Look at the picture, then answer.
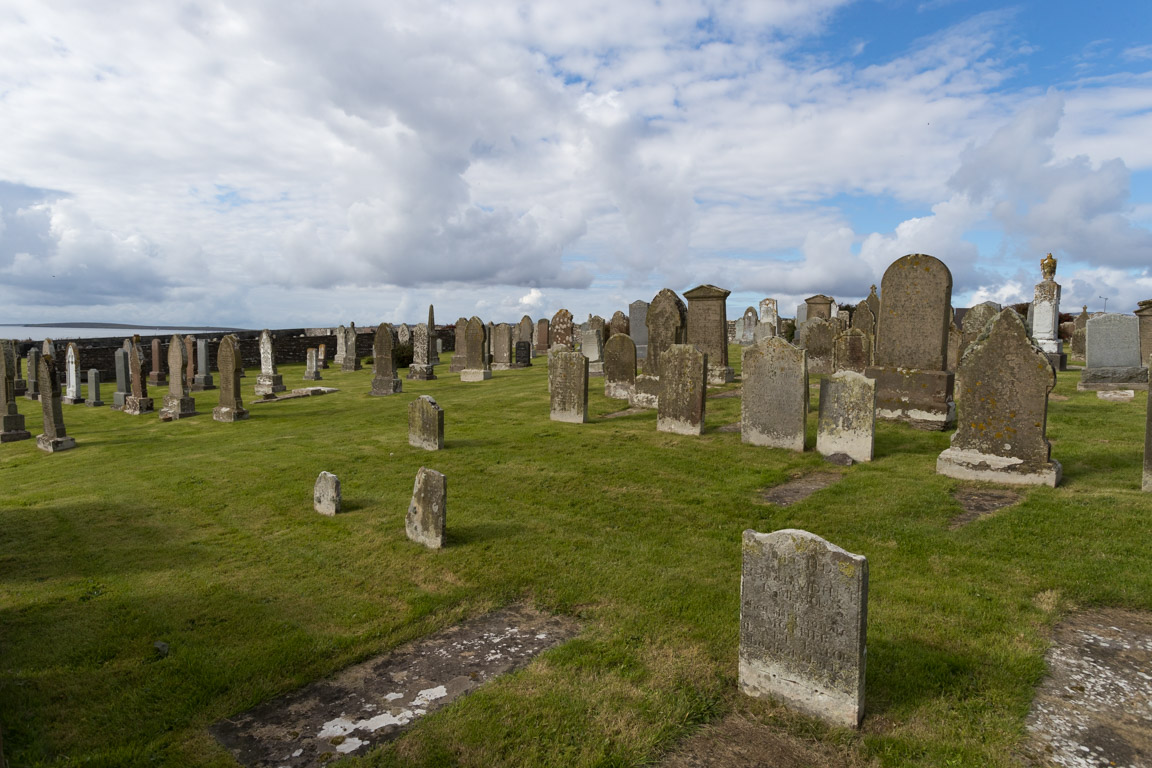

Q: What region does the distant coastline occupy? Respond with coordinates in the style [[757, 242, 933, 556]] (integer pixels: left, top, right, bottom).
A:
[[10, 322, 248, 332]]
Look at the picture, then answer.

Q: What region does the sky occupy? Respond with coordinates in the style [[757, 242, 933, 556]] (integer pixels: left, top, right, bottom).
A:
[[1, 0, 1150, 329]]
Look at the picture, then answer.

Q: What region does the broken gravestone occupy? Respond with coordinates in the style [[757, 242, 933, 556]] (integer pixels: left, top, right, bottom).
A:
[[314, 471, 340, 516], [407, 467, 446, 549]]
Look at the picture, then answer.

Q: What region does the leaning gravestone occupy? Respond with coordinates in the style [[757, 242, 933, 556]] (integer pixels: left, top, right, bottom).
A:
[[408, 395, 444, 451], [817, 371, 876, 463], [629, 299, 649, 359], [740, 529, 867, 729], [36, 353, 77, 452], [938, 309, 1061, 486], [0, 340, 31, 442], [551, 309, 575, 349], [193, 339, 215, 391], [960, 301, 1002, 362], [535, 318, 550, 353], [581, 328, 604, 376], [25, 348, 41, 400], [406, 467, 446, 549], [303, 348, 322, 381], [212, 336, 249, 422], [657, 344, 707, 436], [549, 347, 588, 424], [603, 333, 637, 400], [160, 334, 197, 420], [148, 338, 166, 386], [832, 328, 871, 374], [371, 323, 402, 395], [408, 323, 436, 380], [122, 343, 154, 415], [1079, 313, 1148, 391], [684, 284, 734, 384], [643, 289, 687, 377], [460, 317, 492, 382], [253, 330, 286, 399], [795, 317, 835, 375], [741, 337, 807, 452], [84, 369, 104, 408], [314, 472, 341, 516], [491, 324, 514, 370], [111, 348, 128, 409], [62, 343, 84, 404]]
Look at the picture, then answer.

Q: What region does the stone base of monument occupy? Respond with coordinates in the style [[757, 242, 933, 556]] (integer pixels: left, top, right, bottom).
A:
[[491, 362, 513, 371], [160, 394, 198, 420], [84, 397, 105, 407], [148, 372, 167, 386], [213, 405, 249, 422], [937, 448, 1062, 488], [1, 415, 31, 442], [1077, 366, 1149, 391], [254, 374, 286, 398], [1044, 352, 1067, 372], [588, 362, 604, 377], [604, 380, 633, 400], [460, 369, 491, 382], [448, 358, 466, 373], [406, 364, 436, 380], [191, 375, 216, 391], [656, 414, 702, 435], [707, 365, 734, 385], [340, 360, 363, 372], [61, 395, 85, 405], [13, 379, 26, 396], [866, 366, 955, 430], [371, 378, 403, 396], [628, 374, 660, 409], [24, 391, 39, 401], [302, 371, 322, 381], [37, 434, 76, 453], [122, 396, 154, 415]]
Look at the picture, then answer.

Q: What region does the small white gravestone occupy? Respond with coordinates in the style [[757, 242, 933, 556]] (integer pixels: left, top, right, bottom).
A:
[[314, 471, 341, 516]]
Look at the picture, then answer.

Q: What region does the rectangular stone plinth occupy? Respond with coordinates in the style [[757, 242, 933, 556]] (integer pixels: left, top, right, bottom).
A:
[[370, 378, 402, 396], [937, 448, 1062, 487], [460, 369, 491, 382], [303, 372, 322, 381], [191, 375, 216, 391], [160, 395, 198, 420], [61, 396, 85, 405], [213, 405, 249, 422], [865, 366, 954, 430], [1078, 366, 1149, 391], [707, 365, 734, 385], [406, 365, 436, 380], [1044, 352, 1067, 372], [254, 374, 286, 398], [122, 396, 154, 415], [1, 423, 32, 442], [37, 434, 76, 453]]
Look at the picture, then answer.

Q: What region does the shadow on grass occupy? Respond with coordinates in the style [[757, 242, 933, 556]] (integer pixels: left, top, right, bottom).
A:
[[446, 521, 523, 546], [864, 634, 987, 718], [444, 439, 496, 449]]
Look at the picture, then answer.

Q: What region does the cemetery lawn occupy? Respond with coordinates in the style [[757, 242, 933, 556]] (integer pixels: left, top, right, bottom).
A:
[[2, 350, 1150, 768]]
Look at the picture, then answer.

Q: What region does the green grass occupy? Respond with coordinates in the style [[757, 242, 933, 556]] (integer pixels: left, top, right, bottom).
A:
[[1, 349, 1149, 767]]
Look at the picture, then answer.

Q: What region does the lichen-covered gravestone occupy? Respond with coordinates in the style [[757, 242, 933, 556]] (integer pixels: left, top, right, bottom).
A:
[[817, 371, 876, 463], [741, 337, 807, 452], [0, 340, 31, 442], [317, 342, 328, 369], [406, 467, 446, 549], [314, 471, 341, 516], [160, 334, 197, 420], [342, 324, 363, 371], [122, 343, 154, 415], [62, 343, 84, 404], [832, 328, 871, 373], [684, 284, 734, 384], [26, 348, 41, 401], [371, 323, 401, 395], [551, 309, 574, 349], [408, 395, 444, 451], [937, 308, 1061, 486], [608, 310, 629, 340], [795, 317, 835, 375], [450, 318, 468, 372], [657, 344, 707, 436], [253, 329, 286, 399], [460, 317, 492, 382], [643, 289, 687, 377], [960, 301, 1001, 363], [212, 336, 249, 422], [36, 354, 77, 453], [84, 369, 104, 408], [303, 348, 322, 381], [491, 324, 514, 370], [1145, 361, 1151, 492], [629, 299, 649, 359], [740, 529, 867, 729], [549, 347, 588, 424], [603, 333, 636, 400], [580, 328, 604, 376], [183, 336, 196, 390], [1079, 313, 1148, 391], [408, 323, 436, 380], [148, 337, 166, 386], [758, 298, 779, 336], [1071, 306, 1089, 359]]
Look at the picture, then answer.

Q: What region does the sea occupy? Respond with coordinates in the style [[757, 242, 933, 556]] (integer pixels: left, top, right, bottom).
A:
[[0, 325, 249, 343]]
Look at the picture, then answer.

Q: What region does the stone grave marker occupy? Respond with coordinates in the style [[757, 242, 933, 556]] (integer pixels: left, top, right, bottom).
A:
[[833, 328, 871, 374], [317, 342, 328, 369], [183, 336, 196, 390], [0, 340, 31, 442], [428, 305, 440, 365], [408, 323, 436, 380], [759, 298, 779, 335], [684, 284, 734, 384], [865, 284, 880, 325], [123, 342, 154, 415], [551, 309, 574, 349], [517, 315, 535, 357], [629, 299, 649, 359], [851, 299, 876, 338], [12, 346, 26, 397], [947, 320, 962, 372], [303, 348, 322, 381], [408, 395, 444, 451], [739, 306, 759, 344], [603, 333, 637, 400], [491, 323, 514, 370], [535, 318, 550, 353], [395, 323, 411, 347], [643, 288, 687, 377], [588, 315, 607, 346], [450, 318, 469, 372], [314, 472, 341, 516], [193, 338, 215, 391], [62, 343, 84, 404], [407, 467, 446, 549], [36, 353, 77, 452], [817, 370, 876, 463], [741, 337, 807, 452], [608, 310, 629, 340], [960, 301, 1001, 362], [1071, 306, 1088, 359], [549, 347, 588, 423], [25, 348, 41, 400], [160, 334, 197, 419], [213, 336, 249, 422], [657, 344, 707, 436], [371, 323, 402, 395], [111, 348, 128, 409], [460, 317, 492, 381], [1080, 313, 1147, 390], [1135, 299, 1152, 365], [795, 317, 835, 375], [805, 294, 833, 321], [1033, 253, 1066, 370], [580, 328, 604, 376], [343, 323, 363, 371], [148, 338, 166, 386], [334, 324, 347, 366], [1145, 362, 1151, 492], [515, 341, 532, 367], [84, 369, 104, 408], [41, 338, 54, 358], [253, 330, 287, 399]]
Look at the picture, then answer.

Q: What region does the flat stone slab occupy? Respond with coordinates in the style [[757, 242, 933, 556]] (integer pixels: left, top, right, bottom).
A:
[[602, 406, 649, 419], [1097, 390, 1136, 402], [1024, 609, 1152, 768], [250, 387, 339, 404], [758, 473, 841, 506], [211, 606, 579, 766], [948, 487, 1022, 529]]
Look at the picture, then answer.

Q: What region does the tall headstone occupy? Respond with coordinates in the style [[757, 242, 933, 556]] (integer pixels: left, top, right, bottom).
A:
[[608, 311, 629, 340], [1032, 253, 1066, 371], [657, 344, 707, 436], [314, 472, 341, 516], [518, 316, 536, 357], [0, 340, 31, 442], [12, 347, 26, 397], [758, 298, 779, 334], [396, 323, 412, 348], [937, 309, 1061, 486], [342, 324, 363, 371], [25, 348, 41, 400], [804, 294, 834, 321], [866, 253, 955, 430], [1145, 361, 1151, 492], [408, 323, 437, 380], [946, 321, 962, 372], [603, 333, 637, 400], [643, 289, 687, 377], [587, 315, 607, 346], [960, 301, 1002, 363], [371, 323, 402, 395], [190, 338, 214, 391], [491, 323, 515, 370], [851, 299, 876, 338], [428, 305, 440, 365], [739, 307, 759, 344], [334, 325, 348, 366], [122, 343, 154, 415], [303, 348, 322, 381], [318, 342, 329, 369], [408, 395, 444, 451], [535, 318, 551, 353], [62, 343, 84, 404], [551, 309, 575, 349], [741, 337, 807, 452], [1080, 313, 1148, 391], [865, 284, 880, 328], [184, 336, 196, 390], [112, 348, 129, 409], [832, 328, 871, 374], [84, 369, 104, 408], [450, 318, 469, 372], [817, 371, 876, 463], [460, 317, 492, 381], [213, 336, 249, 422], [1135, 299, 1152, 366], [251, 330, 286, 398], [683, 284, 734, 384], [148, 338, 167, 386], [629, 299, 650, 359], [549, 347, 589, 423], [740, 529, 867, 729], [406, 467, 446, 549], [160, 334, 197, 419], [580, 328, 604, 376], [795, 317, 835, 375], [35, 353, 77, 452], [1071, 306, 1088, 359]]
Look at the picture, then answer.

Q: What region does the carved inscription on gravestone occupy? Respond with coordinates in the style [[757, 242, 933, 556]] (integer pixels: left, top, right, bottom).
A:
[[603, 333, 637, 400], [549, 348, 588, 424]]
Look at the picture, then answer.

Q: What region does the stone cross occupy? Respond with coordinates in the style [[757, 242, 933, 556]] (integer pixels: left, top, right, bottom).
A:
[[643, 289, 687, 377], [656, 344, 707, 436], [817, 371, 876, 463], [408, 395, 444, 450], [62, 343, 84, 404], [36, 353, 77, 452], [84, 369, 104, 408], [371, 323, 401, 395], [254, 330, 286, 398], [213, 336, 249, 422], [603, 333, 636, 400], [683, 284, 734, 384], [741, 337, 807, 452], [406, 467, 446, 549], [0, 340, 31, 442], [304, 348, 322, 381], [548, 347, 589, 423]]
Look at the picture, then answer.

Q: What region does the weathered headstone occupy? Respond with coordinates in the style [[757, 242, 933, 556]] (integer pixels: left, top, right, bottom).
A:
[[314, 472, 340, 516], [408, 395, 444, 451], [515, 341, 532, 367], [334, 325, 348, 366], [396, 323, 412, 348], [406, 467, 446, 549], [535, 318, 550, 353], [937, 309, 1061, 486], [960, 301, 1002, 362], [35, 353, 77, 452], [657, 344, 707, 436], [603, 333, 637, 400], [212, 336, 249, 422], [1080, 313, 1148, 391], [1032, 253, 1066, 371], [643, 289, 687, 377], [737, 306, 757, 344], [580, 328, 604, 376], [1145, 361, 1151, 492], [342, 324, 363, 371], [865, 284, 880, 328], [253, 330, 286, 399], [148, 338, 167, 386], [759, 298, 779, 334], [629, 299, 649, 359], [740, 529, 867, 729], [12, 347, 26, 397], [25, 348, 41, 400], [303, 348, 322, 381], [460, 317, 492, 382], [450, 318, 469, 372], [112, 348, 128, 409], [159, 334, 197, 420], [832, 328, 871, 374], [84, 369, 104, 408], [183, 336, 196, 390], [491, 323, 515, 370], [122, 343, 154, 415], [192, 338, 215, 391], [946, 321, 962, 372], [318, 342, 328, 369], [588, 315, 607, 346], [549, 347, 589, 423], [795, 317, 835, 375], [408, 323, 436, 380], [741, 337, 807, 452], [817, 371, 876, 463], [1135, 299, 1152, 366], [371, 323, 402, 395], [851, 299, 876, 338], [428, 305, 440, 365], [608, 311, 629, 340], [518, 315, 535, 357], [61, 343, 84, 404], [1071, 306, 1088, 359], [805, 294, 834, 321], [684, 284, 734, 384], [41, 338, 55, 358], [0, 340, 31, 442], [866, 253, 956, 430], [551, 309, 575, 349]]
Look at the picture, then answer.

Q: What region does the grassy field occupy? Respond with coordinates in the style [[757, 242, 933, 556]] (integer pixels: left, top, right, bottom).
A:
[[1, 347, 1149, 767]]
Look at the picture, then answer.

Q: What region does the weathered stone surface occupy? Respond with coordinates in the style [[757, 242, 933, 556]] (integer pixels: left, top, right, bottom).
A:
[[213, 336, 249, 422], [946, 321, 961, 372], [396, 324, 412, 347], [0, 340, 31, 442], [644, 289, 687, 377], [61, 343, 84, 404], [938, 309, 1061, 486], [370, 324, 402, 395], [551, 309, 575, 349], [608, 310, 629, 340], [183, 336, 196, 390], [740, 529, 867, 729], [851, 300, 875, 338], [342, 324, 363, 371], [192, 338, 216, 390], [603, 333, 636, 400], [428, 305, 440, 365], [41, 338, 54, 358], [1080, 313, 1148, 390], [449, 318, 468, 372], [334, 324, 348, 365], [1096, 389, 1135, 402], [122, 343, 154, 415], [629, 373, 660, 410], [795, 318, 836, 375], [1145, 362, 1151, 492], [1135, 300, 1152, 365], [314, 471, 341, 516], [148, 338, 166, 385], [490, 323, 514, 370], [1033, 258, 1066, 370], [657, 344, 707, 435], [684, 284, 734, 384], [36, 353, 76, 452], [25, 348, 41, 401], [739, 307, 759, 344], [460, 317, 492, 381], [408, 323, 436, 379], [303, 348, 322, 381], [817, 371, 875, 463], [960, 301, 1002, 362], [110, 348, 127, 408], [253, 329, 286, 399], [549, 348, 588, 423], [587, 315, 607, 347], [515, 341, 532, 367], [84, 369, 104, 408], [832, 328, 871, 374], [408, 395, 444, 451], [11, 348, 26, 397], [516, 315, 535, 354], [318, 342, 328, 369], [629, 299, 649, 359], [1071, 306, 1089, 359], [535, 318, 550, 352], [741, 337, 807, 452], [160, 334, 197, 419], [406, 467, 446, 549], [758, 298, 779, 334], [804, 294, 833, 321], [580, 328, 604, 376]]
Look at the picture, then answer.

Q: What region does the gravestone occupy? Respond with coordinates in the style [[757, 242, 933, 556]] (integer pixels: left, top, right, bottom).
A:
[[865, 284, 880, 327], [947, 322, 962, 371], [937, 309, 1061, 486], [535, 318, 550, 353], [41, 338, 54, 358], [303, 348, 322, 381], [451, 318, 469, 372], [314, 472, 340, 516], [739, 307, 759, 344], [35, 353, 77, 452], [148, 338, 167, 386], [253, 330, 287, 399], [122, 343, 154, 415], [343, 324, 363, 371], [518, 316, 535, 357], [62, 343, 84, 404], [795, 317, 835, 375], [805, 294, 834, 321], [741, 337, 807, 452], [1071, 306, 1088, 359], [159, 334, 197, 420], [112, 348, 129, 409], [84, 369, 104, 408], [588, 315, 607, 346], [212, 336, 249, 422], [643, 289, 687, 377], [683, 284, 734, 384], [408, 395, 444, 451], [1145, 363, 1151, 492], [960, 301, 1002, 363], [832, 328, 871, 374], [428, 305, 440, 365], [866, 253, 956, 430], [408, 323, 436, 380], [515, 341, 532, 367], [396, 323, 412, 347], [0, 340, 31, 442], [837, 308, 851, 325], [371, 323, 402, 395], [25, 348, 41, 400], [580, 328, 604, 376], [1080, 313, 1148, 391], [629, 299, 649, 359], [318, 343, 328, 369], [608, 310, 629, 340], [759, 298, 779, 335], [817, 371, 876, 463], [1033, 254, 1066, 370], [460, 317, 492, 382], [851, 300, 876, 338], [1135, 300, 1152, 365], [184, 336, 196, 390], [740, 529, 867, 729], [491, 323, 515, 370], [192, 338, 215, 391], [795, 304, 807, 324], [406, 467, 446, 549], [657, 344, 707, 436], [551, 309, 575, 349], [12, 347, 26, 396], [334, 324, 348, 366], [549, 348, 589, 423], [603, 333, 637, 400]]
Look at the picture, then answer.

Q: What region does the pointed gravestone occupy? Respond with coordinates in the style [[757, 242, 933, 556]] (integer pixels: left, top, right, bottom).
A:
[[580, 329, 604, 376], [408, 395, 444, 451], [160, 334, 197, 420], [111, 347, 129, 409], [213, 336, 249, 422], [314, 472, 341, 516], [657, 344, 707, 436], [684, 284, 734, 384], [406, 467, 446, 549], [551, 309, 574, 349], [460, 317, 491, 382], [342, 324, 362, 371], [535, 318, 550, 353], [866, 254, 955, 430], [937, 309, 1061, 486], [253, 330, 286, 399], [742, 337, 807, 452], [1080, 313, 1147, 391], [549, 347, 588, 424], [518, 315, 536, 356], [62, 343, 84, 404], [795, 317, 835, 375], [960, 301, 1001, 363], [603, 333, 636, 400], [833, 328, 871, 374], [35, 353, 76, 452], [1, 340, 31, 442], [85, 369, 104, 408], [739, 306, 759, 344], [148, 338, 167, 386], [740, 529, 867, 729], [491, 324, 514, 370], [817, 371, 876, 463], [25, 348, 41, 400], [123, 343, 154, 415], [41, 338, 54, 359], [303, 348, 322, 381], [408, 323, 436, 380], [192, 338, 215, 391], [371, 323, 401, 396], [608, 311, 629, 341]]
